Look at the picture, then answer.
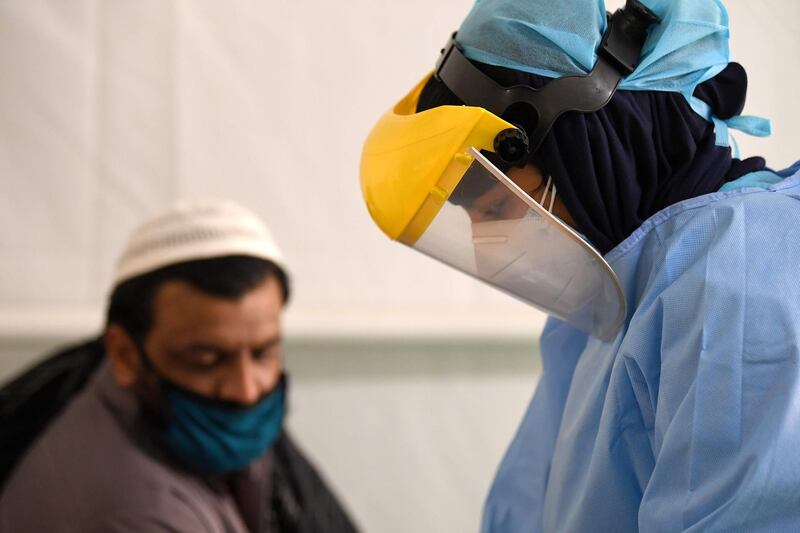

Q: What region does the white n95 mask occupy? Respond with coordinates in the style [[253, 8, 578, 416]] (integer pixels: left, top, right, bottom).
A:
[[472, 210, 604, 323]]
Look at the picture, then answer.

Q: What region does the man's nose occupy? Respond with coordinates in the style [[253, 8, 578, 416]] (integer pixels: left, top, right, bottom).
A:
[[219, 353, 262, 406]]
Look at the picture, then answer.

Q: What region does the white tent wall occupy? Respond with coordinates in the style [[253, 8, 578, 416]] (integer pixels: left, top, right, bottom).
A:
[[1, 1, 798, 531]]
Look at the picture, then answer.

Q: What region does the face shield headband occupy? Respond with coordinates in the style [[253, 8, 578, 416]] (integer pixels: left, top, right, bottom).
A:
[[435, 0, 660, 167]]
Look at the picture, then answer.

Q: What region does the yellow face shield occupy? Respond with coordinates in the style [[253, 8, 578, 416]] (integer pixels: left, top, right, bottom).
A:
[[360, 72, 516, 245], [360, 73, 626, 340]]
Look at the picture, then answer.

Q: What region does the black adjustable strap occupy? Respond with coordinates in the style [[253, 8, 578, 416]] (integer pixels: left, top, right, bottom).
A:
[[434, 0, 660, 162]]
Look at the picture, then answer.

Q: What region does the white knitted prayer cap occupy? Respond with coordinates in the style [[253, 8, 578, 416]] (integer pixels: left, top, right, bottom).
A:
[[113, 199, 286, 285]]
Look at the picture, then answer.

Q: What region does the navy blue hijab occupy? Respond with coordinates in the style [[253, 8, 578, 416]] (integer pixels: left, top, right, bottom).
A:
[[418, 62, 767, 254]]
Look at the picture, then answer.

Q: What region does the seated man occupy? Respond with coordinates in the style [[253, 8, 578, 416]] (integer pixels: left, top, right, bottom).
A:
[[0, 200, 357, 533]]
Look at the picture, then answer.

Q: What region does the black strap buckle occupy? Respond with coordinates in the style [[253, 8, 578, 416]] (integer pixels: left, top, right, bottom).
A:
[[599, 0, 660, 76]]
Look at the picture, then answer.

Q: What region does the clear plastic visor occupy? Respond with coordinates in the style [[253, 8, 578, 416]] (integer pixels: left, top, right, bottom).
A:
[[412, 149, 625, 340]]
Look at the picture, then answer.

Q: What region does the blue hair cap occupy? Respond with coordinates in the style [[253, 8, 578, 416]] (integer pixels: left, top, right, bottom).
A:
[[456, 0, 770, 144]]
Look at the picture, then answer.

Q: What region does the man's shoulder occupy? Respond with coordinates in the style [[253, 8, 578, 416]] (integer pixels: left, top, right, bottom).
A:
[[4, 366, 161, 489], [0, 371, 218, 533]]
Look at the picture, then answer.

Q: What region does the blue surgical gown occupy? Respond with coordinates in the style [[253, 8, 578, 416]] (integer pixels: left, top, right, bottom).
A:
[[483, 167, 800, 532]]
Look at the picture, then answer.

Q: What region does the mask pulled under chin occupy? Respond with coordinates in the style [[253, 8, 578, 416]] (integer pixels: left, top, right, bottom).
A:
[[152, 374, 287, 475]]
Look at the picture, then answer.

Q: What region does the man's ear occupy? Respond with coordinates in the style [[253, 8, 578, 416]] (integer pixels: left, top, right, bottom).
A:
[[105, 324, 141, 388]]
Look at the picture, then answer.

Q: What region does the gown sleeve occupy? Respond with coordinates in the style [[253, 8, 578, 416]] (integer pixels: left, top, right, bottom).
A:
[[637, 194, 800, 531]]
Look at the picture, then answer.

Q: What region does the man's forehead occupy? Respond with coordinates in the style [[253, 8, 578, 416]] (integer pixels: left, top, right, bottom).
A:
[[153, 276, 282, 306], [149, 278, 283, 344]]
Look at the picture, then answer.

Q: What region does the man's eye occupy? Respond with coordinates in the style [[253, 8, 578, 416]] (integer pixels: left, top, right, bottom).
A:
[[186, 352, 221, 369], [253, 345, 279, 361]]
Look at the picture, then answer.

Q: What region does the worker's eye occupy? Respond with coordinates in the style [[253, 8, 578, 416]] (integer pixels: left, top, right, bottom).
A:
[[484, 199, 507, 219]]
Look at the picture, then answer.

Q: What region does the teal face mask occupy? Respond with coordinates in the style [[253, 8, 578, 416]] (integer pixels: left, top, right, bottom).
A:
[[133, 341, 287, 474], [158, 375, 286, 474]]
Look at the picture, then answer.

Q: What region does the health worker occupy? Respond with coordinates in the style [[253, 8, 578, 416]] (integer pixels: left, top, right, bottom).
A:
[[360, 0, 800, 531]]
